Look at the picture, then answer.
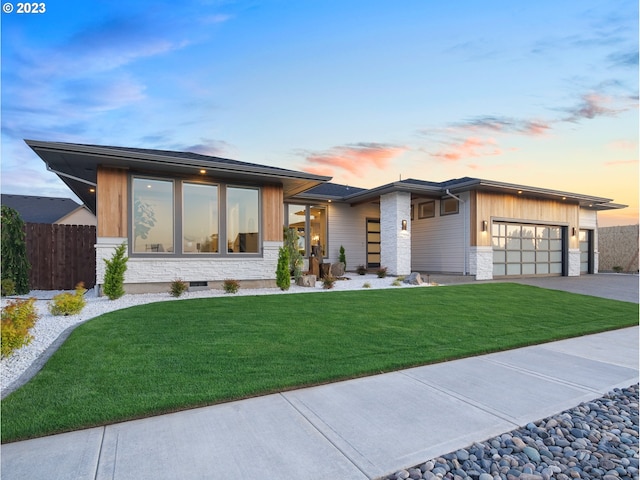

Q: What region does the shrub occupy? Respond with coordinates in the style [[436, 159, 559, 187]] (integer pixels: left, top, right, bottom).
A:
[[612, 266, 623, 273], [49, 282, 87, 316], [322, 275, 336, 289], [223, 279, 240, 294], [356, 265, 367, 275], [1, 279, 16, 297], [362, 282, 371, 288], [339, 245, 346, 270], [170, 279, 188, 297], [1, 206, 30, 295], [103, 243, 128, 300], [391, 279, 402, 287], [276, 246, 291, 291], [1, 297, 38, 358], [284, 228, 303, 280], [376, 267, 388, 278]]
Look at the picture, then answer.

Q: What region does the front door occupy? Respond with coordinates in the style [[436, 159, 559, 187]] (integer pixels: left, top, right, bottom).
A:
[[579, 229, 594, 274], [366, 218, 381, 268]]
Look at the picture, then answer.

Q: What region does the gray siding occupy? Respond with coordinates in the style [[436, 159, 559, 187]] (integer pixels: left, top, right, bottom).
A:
[[411, 195, 468, 274], [326, 202, 380, 269]]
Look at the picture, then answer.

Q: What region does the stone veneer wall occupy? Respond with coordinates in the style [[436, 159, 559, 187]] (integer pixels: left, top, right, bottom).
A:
[[568, 249, 581, 277], [380, 192, 411, 276], [96, 237, 282, 294], [598, 224, 639, 273], [469, 246, 493, 280]]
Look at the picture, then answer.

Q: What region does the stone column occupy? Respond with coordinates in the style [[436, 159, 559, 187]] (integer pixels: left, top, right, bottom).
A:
[[380, 192, 411, 276], [568, 249, 581, 276]]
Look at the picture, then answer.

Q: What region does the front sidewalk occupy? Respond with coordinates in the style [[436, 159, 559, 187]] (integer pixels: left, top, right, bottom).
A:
[[2, 326, 638, 480]]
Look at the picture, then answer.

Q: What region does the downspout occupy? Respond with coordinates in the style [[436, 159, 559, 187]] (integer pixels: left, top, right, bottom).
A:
[[445, 189, 467, 275]]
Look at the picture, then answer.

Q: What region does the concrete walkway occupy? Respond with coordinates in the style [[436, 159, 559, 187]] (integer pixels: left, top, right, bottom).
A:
[[2, 277, 639, 480]]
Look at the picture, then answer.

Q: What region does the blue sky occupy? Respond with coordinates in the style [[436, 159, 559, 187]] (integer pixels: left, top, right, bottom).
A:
[[1, 0, 637, 226]]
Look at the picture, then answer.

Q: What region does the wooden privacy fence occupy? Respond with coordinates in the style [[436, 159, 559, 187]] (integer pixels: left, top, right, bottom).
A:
[[25, 223, 96, 290]]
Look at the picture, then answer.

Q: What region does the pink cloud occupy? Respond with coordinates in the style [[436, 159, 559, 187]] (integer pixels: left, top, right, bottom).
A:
[[431, 137, 502, 162], [301, 143, 406, 178], [604, 159, 639, 166]]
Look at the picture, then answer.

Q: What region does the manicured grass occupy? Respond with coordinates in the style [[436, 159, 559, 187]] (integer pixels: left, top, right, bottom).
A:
[[2, 283, 637, 443]]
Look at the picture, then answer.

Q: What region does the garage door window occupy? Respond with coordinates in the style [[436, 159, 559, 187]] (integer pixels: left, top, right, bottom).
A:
[[492, 223, 563, 277]]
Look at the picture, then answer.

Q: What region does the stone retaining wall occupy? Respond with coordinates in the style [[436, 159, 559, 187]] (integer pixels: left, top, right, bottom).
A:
[[598, 224, 639, 273]]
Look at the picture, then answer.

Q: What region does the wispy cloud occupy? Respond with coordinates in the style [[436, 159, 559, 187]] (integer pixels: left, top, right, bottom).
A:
[[563, 92, 628, 122], [430, 137, 502, 162], [451, 116, 551, 136], [300, 143, 406, 179], [604, 159, 638, 166]]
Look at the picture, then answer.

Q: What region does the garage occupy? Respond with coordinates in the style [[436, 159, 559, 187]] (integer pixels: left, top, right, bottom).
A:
[[492, 222, 565, 277]]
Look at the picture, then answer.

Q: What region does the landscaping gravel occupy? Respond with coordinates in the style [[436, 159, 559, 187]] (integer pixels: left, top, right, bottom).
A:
[[383, 384, 639, 480], [0, 274, 427, 397]]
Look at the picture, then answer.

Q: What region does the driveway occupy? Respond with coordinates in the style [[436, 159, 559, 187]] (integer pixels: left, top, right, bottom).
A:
[[499, 273, 639, 304], [428, 273, 639, 304]]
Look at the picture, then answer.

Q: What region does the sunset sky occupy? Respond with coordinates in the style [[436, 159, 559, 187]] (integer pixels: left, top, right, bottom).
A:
[[1, 0, 638, 226]]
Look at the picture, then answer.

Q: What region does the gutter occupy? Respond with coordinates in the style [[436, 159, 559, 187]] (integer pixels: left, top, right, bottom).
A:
[[46, 164, 97, 186], [445, 189, 467, 276]]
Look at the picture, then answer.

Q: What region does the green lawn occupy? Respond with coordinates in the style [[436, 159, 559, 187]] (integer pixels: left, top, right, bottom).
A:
[[2, 283, 637, 443]]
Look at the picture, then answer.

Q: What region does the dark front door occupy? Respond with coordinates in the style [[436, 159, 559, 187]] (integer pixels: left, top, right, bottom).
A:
[[366, 218, 381, 268]]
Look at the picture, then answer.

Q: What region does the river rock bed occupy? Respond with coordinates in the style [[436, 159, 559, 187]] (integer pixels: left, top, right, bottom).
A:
[[383, 384, 638, 480]]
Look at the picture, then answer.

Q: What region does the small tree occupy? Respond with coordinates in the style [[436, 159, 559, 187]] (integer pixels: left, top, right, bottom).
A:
[[103, 243, 128, 300], [339, 245, 346, 269], [276, 246, 290, 291], [1, 206, 30, 295], [283, 228, 303, 280]]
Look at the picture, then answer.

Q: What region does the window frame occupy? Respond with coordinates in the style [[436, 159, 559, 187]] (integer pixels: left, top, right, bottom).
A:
[[440, 197, 459, 216], [129, 175, 262, 258], [418, 200, 436, 219]]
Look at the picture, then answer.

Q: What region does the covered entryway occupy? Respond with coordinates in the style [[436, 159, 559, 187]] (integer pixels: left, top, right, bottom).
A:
[[492, 222, 565, 277], [366, 218, 381, 268]]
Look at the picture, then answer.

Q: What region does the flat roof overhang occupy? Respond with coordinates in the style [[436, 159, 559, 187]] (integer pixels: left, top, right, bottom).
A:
[[26, 140, 331, 214], [343, 178, 626, 211]]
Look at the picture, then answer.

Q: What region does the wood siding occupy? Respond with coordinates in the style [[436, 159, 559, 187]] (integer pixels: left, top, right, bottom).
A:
[[262, 184, 284, 241], [326, 202, 380, 267], [474, 192, 580, 249], [97, 167, 127, 237]]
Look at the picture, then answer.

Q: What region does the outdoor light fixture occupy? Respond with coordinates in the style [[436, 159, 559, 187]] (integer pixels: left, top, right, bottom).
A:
[[481, 220, 488, 232], [401, 219, 407, 230], [572, 227, 576, 236]]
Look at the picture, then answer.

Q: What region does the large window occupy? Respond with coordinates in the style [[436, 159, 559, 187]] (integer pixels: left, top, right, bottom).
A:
[[132, 178, 174, 253], [227, 187, 259, 253], [131, 177, 261, 256], [285, 203, 328, 258], [183, 183, 218, 253]]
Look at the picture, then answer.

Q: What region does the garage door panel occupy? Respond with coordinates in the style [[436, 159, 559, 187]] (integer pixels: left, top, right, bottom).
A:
[[493, 221, 564, 278]]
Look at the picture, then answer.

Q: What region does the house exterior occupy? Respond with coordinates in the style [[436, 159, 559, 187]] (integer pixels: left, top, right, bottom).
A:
[[27, 140, 626, 295], [1, 194, 97, 226]]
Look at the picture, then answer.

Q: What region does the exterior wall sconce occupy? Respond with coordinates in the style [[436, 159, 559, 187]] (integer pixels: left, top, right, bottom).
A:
[[481, 220, 488, 232], [571, 227, 576, 237], [401, 219, 407, 231]]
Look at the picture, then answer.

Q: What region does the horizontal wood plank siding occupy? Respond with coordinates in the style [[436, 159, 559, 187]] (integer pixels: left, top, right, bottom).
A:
[[475, 192, 580, 249], [411, 199, 466, 273], [262, 184, 284, 242], [97, 167, 127, 237], [326, 202, 380, 268]]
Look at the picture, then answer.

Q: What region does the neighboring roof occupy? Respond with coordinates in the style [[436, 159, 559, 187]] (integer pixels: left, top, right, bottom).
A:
[[1, 194, 84, 223], [336, 177, 625, 211], [293, 182, 367, 201], [25, 140, 332, 214]]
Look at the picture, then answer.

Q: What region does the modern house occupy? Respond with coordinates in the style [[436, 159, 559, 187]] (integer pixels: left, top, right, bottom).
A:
[[1, 193, 97, 226], [27, 140, 626, 295]]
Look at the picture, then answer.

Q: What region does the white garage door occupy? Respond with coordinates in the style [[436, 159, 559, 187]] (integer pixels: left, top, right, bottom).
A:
[[492, 223, 564, 277]]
